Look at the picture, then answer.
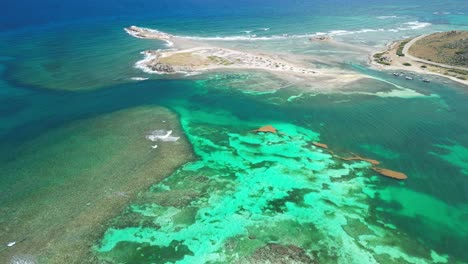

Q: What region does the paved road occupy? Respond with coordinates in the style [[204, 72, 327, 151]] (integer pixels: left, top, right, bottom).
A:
[[403, 35, 468, 71]]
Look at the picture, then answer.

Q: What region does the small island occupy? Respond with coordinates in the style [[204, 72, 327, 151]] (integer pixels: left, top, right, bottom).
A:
[[371, 31, 468, 85], [124, 26, 365, 87], [126, 26, 316, 75], [137, 47, 317, 75]]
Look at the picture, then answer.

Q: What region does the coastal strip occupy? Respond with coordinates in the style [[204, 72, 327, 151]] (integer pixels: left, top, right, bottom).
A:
[[370, 31, 468, 86]]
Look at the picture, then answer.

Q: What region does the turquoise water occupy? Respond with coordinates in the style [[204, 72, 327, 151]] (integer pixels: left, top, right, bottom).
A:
[[1, 1, 468, 263]]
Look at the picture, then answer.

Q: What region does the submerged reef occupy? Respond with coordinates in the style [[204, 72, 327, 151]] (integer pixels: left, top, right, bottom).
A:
[[95, 117, 442, 263]]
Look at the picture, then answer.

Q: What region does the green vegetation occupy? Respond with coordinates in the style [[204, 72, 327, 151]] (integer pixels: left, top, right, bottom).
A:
[[409, 31, 468, 67], [448, 68, 468, 75], [403, 62, 412, 66], [373, 52, 385, 59], [208, 56, 234, 65], [378, 61, 391, 66], [420, 65, 427, 69], [442, 68, 468, 80], [397, 40, 409, 57], [373, 52, 391, 65]]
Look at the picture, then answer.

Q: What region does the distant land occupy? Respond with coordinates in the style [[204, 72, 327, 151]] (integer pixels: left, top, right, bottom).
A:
[[410, 31, 468, 67], [372, 31, 468, 84]]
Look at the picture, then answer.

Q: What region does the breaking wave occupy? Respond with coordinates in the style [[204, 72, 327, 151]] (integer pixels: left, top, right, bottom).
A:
[[146, 130, 180, 142], [377, 15, 399, 19], [175, 21, 431, 41]]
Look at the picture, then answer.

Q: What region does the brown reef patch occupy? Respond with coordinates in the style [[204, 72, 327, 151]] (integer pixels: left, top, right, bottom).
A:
[[251, 128, 407, 180], [372, 167, 408, 180], [339, 155, 380, 166], [312, 141, 329, 149], [254, 125, 278, 133]]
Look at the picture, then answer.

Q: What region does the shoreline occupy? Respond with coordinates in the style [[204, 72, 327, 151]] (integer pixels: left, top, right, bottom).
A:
[[369, 36, 468, 86], [126, 26, 318, 76], [125, 26, 369, 89], [125, 26, 464, 95], [135, 47, 318, 76]]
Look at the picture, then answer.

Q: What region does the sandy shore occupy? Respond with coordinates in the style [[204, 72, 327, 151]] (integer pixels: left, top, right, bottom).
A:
[[136, 47, 317, 75], [125, 26, 365, 87]]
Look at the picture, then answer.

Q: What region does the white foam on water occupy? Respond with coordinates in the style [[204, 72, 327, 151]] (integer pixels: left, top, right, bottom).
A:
[[127, 20, 431, 46], [176, 21, 431, 41], [146, 130, 180, 142], [130, 77, 149, 81], [398, 21, 432, 30], [125, 26, 174, 47], [165, 40, 174, 47], [377, 15, 398, 19], [134, 51, 166, 75]]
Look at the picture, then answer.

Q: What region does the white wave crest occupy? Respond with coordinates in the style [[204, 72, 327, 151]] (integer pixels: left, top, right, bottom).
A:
[[125, 26, 174, 47], [177, 21, 430, 41], [130, 77, 149, 81], [398, 21, 431, 30], [134, 51, 159, 74], [377, 15, 398, 19], [127, 20, 431, 45], [146, 130, 180, 142]]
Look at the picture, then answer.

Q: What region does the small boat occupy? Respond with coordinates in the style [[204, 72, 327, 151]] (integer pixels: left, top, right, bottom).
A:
[[393, 73, 399, 76], [405, 76, 413, 80], [422, 79, 430, 83]]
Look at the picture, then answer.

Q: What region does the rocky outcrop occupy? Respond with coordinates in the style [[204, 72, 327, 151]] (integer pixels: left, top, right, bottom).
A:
[[150, 62, 175, 73], [310, 35, 332, 41]]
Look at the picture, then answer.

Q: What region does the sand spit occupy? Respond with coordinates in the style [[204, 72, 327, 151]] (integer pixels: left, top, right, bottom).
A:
[[136, 46, 317, 76], [125, 26, 367, 86], [125, 26, 174, 45]]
